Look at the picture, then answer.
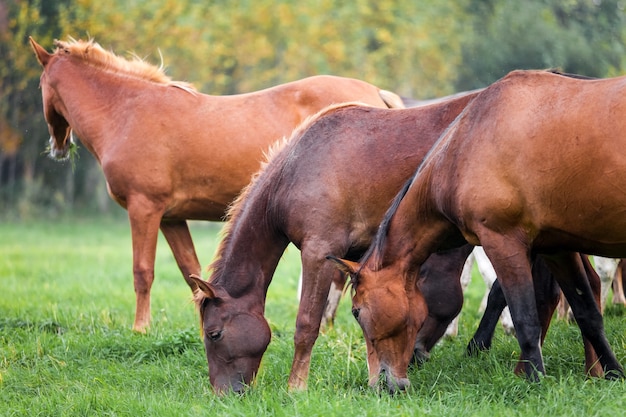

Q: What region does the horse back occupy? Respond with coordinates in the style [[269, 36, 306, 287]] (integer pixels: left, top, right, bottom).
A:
[[428, 70, 626, 250], [264, 93, 478, 248]]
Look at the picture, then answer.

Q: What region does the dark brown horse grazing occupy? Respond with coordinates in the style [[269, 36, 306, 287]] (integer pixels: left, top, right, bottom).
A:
[[29, 37, 404, 331], [189, 91, 480, 394], [330, 69, 625, 391]]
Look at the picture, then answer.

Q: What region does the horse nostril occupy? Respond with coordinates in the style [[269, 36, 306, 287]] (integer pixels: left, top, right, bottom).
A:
[[351, 308, 360, 320], [232, 383, 246, 395]]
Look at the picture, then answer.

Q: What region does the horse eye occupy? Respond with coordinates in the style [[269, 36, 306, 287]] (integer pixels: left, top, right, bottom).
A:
[[207, 330, 223, 342], [351, 308, 360, 320]]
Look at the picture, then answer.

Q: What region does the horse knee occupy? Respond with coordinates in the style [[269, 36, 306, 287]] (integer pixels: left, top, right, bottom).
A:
[[132, 266, 154, 295], [294, 316, 321, 348], [515, 323, 543, 353]]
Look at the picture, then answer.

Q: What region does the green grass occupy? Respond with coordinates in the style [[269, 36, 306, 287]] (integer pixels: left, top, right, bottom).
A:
[[0, 217, 624, 416]]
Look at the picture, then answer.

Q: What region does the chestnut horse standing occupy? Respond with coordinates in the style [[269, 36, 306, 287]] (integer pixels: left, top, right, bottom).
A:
[[330, 70, 625, 390], [29, 37, 404, 331], [189, 92, 480, 394]]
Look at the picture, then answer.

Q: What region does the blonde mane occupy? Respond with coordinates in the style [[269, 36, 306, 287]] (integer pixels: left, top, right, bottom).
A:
[[53, 38, 196, 92]]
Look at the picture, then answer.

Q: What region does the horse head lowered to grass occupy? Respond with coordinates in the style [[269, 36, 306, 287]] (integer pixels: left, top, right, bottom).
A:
[[29, 36, 404, 332], [189, 91, 480, 394], [188, 70, 611, 394], [330, 69, 625, 390]]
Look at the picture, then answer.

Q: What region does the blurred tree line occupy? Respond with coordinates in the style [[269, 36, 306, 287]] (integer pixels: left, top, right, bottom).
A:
[[0, 0, 624, 218]]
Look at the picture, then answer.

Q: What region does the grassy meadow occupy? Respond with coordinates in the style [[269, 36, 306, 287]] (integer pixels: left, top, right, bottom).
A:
[[0, 216, 624, 416]]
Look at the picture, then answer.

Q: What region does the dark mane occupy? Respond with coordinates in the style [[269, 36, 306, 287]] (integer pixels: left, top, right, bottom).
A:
[[358, 174, 416, 272], [358, 98, 471, 272], [356, 69, 595, 273], [546, 68, 597, 80]]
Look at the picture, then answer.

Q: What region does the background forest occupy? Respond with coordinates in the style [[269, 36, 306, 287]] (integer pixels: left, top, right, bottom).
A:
[[1, 0, 625, 218]]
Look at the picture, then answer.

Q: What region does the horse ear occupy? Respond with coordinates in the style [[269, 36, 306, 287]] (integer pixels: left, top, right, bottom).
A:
[[326, 255, 360, 275], [29, 37, 51, 67], [327, 256, 362, 288], [189, 274, 217, 299]]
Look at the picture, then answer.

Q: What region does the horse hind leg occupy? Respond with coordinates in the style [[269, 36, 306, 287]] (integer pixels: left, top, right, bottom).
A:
[[160, 220, 202, 290], [321, 270, 346, 330], [544, 253, 624, 379], [613, 259, 626, 306], [479, 233, 545, 381], [556, 291, 571, 322], [592, 256, 619, 312]]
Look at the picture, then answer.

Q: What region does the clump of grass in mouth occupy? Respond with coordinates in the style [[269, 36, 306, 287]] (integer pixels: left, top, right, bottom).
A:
[[68, 141, 80, 172], [43, 141, 80, 171]]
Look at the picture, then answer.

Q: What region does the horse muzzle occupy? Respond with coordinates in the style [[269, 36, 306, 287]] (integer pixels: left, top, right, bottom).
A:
[[370, 364, 410, 394], [212, 376, 248, 396], [48, 134, 73, 161]]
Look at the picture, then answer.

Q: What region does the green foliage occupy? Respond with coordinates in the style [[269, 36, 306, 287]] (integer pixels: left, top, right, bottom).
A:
[[0, 219, 624, 415], [456, 0, 626, 90], [1, 0, 626, 215]]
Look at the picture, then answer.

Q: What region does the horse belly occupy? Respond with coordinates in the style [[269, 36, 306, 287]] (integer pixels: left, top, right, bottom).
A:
[[162, 196, 230, 221]]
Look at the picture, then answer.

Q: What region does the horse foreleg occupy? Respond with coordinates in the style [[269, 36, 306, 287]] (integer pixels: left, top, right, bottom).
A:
[[480, 234, 544, 381], [474, 247, 515, 335], [160, 220, 202, 290], [467, 279, 508, 355], [321, 270, 346, 330], [127, 204, 163, 332], [288, 249, 334, 390], [533, 257, 561, 345], [467, 255, 560, 359], [297, 269, 344, 330]]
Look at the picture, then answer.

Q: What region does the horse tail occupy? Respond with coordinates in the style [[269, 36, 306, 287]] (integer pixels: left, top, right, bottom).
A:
[[378, 89, 406, 109]]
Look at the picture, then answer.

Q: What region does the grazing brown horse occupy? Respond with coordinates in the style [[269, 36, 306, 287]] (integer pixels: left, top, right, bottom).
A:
[[189, 91, 480, 394], [330, 69, 625, 391], [29, 37, 404, 331]]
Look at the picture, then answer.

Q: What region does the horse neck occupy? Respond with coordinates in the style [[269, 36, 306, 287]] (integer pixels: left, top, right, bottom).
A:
[[47, 59, 153, 160], [211, 203, 290, 302], [372, 165, 453, 276]]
